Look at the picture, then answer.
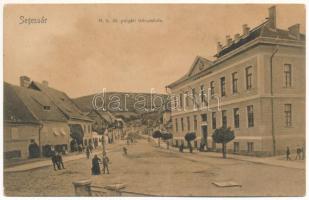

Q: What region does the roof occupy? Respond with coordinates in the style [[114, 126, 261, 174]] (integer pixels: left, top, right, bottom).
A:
[[4, 82, 67, 123], [30, 82, 92, 122], [167, 20, 305, 89], [4, 82, 39, 124]]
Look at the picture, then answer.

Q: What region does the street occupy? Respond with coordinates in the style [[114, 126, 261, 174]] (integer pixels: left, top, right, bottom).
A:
[[4, 138, 305, 196]]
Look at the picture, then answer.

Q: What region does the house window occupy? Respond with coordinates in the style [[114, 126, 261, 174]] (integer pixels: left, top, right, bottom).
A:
[[233, 142, 239, 153], [173, 96, 178, 109], [179, 93, 183, 108], [185, 91, 189, 107], [222, 110, 227, 128], [233, 108, 240, 128], [220, 77, 226, 97], [232, 72, 238, 94], [200, 84, 205, 103], [192, 88, 196, 107], [175, 118, 179, 132], [201, 114, 207, 122], [11, 128, 19, 140], [212, 112, 217, 129], [284, 104, 292, 127], [284, 64, 292, 88], [247, 142, 254, 153], [181, 118, 184, 131], [187, 116, 191, 131], [194, 115, 198, 131], [43, 106, 51, 111], [247, 105, 254, 127], [210, 81, 215, 97], [245, 66, 253, 90]]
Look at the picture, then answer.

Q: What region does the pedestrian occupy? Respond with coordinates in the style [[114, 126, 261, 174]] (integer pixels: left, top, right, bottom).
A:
[[102, 153, 110, 174], [179, 143, 184, 153], [301, 144, 305, 160], [57, 152, 65, 169], [123, 147, 127, 155], [86, 146, 90, 159], [89, 144, 93, 153], [51, 151, 60, 170], [296, 146, 302, 160], [91, 154, 101, 175], [286, 146, 291, 160]]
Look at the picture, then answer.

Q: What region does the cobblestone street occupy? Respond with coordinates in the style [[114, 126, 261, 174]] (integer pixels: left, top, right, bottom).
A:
[[4, 138, 305, 196]]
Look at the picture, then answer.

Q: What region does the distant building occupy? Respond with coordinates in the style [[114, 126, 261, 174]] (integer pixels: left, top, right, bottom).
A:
[[167, 6, 305, 156]]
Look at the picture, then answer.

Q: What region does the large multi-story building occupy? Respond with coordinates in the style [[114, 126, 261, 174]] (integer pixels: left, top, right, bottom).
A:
[[167, 6, 305, 156]]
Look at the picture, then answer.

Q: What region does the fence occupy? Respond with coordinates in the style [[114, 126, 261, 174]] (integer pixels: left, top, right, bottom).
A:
[[72, 180, 159, 197]]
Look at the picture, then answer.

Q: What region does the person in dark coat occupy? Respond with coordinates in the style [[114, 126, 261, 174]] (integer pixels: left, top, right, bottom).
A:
[[102, 153, 110, 174], [51, 151, 60, 170], [286, 146, 291, 160], [123, 147, 128, 155], [296, 146, 302, 160], [92, 154, 101, 175], [57, 152, 65, 169], [179, 143, 184, 152]]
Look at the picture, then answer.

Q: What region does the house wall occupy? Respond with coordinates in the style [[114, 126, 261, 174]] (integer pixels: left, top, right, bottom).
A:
[[4, 123, 40, 160], [40, 121, 70, 150]]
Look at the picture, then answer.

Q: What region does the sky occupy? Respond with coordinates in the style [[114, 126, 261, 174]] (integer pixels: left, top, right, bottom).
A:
[[4, 4, 305, 98]]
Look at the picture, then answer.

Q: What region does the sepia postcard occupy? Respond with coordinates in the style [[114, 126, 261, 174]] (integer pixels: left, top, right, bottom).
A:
[[2, 3, 306, 197]]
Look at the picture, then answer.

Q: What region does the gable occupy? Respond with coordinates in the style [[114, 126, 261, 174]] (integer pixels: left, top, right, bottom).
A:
[[187, 56, 213, 77]]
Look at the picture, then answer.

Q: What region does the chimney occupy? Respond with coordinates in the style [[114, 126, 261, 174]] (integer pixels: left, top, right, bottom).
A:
[[42, 80, 49, 87], [268, 6, 276, 29], [288, 24, 300, 39], [226, 35, 232, 46], [234, 33, 240, 42], [242, 24, 250, 35], [217, 42, 223, 53], [20, 76, 31, 88]]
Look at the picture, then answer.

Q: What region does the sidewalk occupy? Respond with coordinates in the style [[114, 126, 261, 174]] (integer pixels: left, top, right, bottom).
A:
[[149, 137, 305, 170], [4, 142, 121, 173]]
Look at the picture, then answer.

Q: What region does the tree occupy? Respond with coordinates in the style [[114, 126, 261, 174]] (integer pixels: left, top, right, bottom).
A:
[[212, 127, 235, 158], [152, 130, 162, 147], [161, 132, 173, 149], [185, 132, 196, 153]]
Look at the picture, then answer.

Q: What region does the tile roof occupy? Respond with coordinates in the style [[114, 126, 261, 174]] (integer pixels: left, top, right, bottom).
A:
[[4, 82, 67, 123], [30, 82, 92, 122]]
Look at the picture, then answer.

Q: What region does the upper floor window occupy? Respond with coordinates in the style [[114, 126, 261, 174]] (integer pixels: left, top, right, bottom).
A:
[[247, 105, 254, 127], [284, 64, 292, 88], [212, 112, 217, 129], [185, 91, 189, 107], [210, 81, 215, 97], [232, 72, 238, 94], [192, 88, 196, 107], [179, 93, 183, 108], [175, 118, 178, 132], [181, 118, 184, 131], [187, 116, 191, 131], [43, 106, 51, 111], [246, 66, 253, 90], [220, 77, 226, 97], [200, 84, 205, 103], [201, 114, 207, 122], [284, 104, 292, 127], [222, 110, 227, 128], [233, 108, 240, 128]]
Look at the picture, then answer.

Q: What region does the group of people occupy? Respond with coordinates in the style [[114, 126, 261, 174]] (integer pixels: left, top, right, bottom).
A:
[[91, 153, 110, 175], [51, 151, 65, 171], [286, 145, 305, 160]]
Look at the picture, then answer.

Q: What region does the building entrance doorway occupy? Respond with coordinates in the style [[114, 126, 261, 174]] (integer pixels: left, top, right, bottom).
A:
[[201, 125, 208, 150]]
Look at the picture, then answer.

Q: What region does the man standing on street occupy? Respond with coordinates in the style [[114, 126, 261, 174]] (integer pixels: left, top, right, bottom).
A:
[[102, 153, 110, 174], [286, 146, 291, 160], [57, 152, 65, 169], [296, 146, 302, 160]]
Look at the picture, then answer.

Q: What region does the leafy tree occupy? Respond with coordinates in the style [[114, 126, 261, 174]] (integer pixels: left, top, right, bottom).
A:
[[185, 132, 196, 153], [152, 130, 162, 147], [212, 127, 235, 158]]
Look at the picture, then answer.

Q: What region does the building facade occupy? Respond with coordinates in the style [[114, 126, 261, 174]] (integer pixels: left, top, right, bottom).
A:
[[167, 6, 305, 156]]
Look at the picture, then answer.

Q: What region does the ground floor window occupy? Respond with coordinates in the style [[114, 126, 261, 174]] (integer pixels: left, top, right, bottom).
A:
[[247, 142, 254, 153], [5, 150, 21, 159], [233, 142, 239, 153], [175, 140, 179, 147]]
